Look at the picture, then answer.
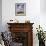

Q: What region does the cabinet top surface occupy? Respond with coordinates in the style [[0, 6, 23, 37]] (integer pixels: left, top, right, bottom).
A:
[[7, 23, 34, 25]]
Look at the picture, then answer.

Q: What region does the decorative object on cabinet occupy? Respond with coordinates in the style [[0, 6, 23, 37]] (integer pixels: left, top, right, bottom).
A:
[[15, 3, 26, 16], [8, 19, 19, 23], [7, 23, 34, 46], [25, 20, 30, 23]]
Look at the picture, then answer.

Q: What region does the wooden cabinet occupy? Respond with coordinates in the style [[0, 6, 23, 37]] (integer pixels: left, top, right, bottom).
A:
[[7, 23, 34, 46]]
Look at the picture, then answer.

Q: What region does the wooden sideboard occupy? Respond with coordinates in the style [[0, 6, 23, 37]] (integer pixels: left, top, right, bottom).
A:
[[7, 23, 34, 46]]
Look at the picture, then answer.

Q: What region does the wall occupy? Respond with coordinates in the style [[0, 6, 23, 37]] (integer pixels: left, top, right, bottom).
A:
[[40, 0, 46, 32], [2, 0, 46, 46], [0, 0, 2, 32], [2, 0, 40, 31]]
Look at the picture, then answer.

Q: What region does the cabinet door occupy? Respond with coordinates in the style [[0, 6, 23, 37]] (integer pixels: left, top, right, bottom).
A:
[[11, 32, 28, 46]]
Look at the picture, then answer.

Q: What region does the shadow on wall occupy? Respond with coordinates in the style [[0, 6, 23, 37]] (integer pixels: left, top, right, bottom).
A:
[[0, 0, 2, 32], [40, 0, 46, 13]]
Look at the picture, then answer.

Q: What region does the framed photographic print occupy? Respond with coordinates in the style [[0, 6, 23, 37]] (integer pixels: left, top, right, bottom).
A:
[[15, 3, 26, 16]]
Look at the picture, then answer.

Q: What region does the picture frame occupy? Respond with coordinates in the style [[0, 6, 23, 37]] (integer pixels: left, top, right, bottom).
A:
[[15, 3, 26, 16]]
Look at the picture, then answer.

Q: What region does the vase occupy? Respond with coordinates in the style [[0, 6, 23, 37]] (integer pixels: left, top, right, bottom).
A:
[[39, 40, 45, 46]]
